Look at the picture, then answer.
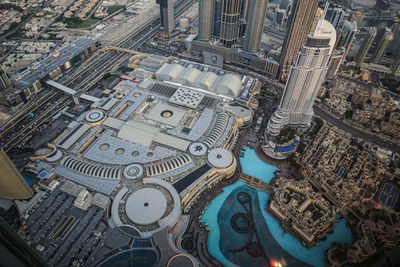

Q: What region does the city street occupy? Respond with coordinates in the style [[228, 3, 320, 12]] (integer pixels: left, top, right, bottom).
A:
[[314, 105, 400, 154]]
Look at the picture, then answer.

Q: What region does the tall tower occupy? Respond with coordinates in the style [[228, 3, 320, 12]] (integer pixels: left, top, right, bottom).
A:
[[0, 66, 11, 91], [349, 11, 364, 28], [198, 0, 214, 41], [157, 0, 174, 38], [392, 55, 400, 75], [0, 149, 33, 199], [213, 0, 223, 39], [337, 20, 357, 51], [326, 48, 345, 79], [267, 18, 336, 135], [355, 27, 376, 67], [274, 0, 293, 29], [327, 7, 345, 30], [243, 0, 268, 52], [372, 28, 394, 64], [219, 0, 241, 48], [279, 0, 320, 76]]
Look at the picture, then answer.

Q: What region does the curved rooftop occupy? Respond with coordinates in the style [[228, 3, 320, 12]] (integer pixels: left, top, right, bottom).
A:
[[61, 157, 121, 179], [311, 19, 337, 52], [176, 67, 201, 86], [167, 254, 196, 267], [213, 74, 242, 97], [208, 148, 233, 169], [194, 72, 218, 89], [155, 64, 185, 81], [125, 188, 167, 225]]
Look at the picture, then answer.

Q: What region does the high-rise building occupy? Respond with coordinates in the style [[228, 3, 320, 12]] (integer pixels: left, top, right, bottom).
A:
[[219, 0, 241, 48], [372, 28, 394, 64], [0, 149, 33, 199], [213, 0, 223, 38], [267, 18, 336, 135], [326, 48, 345, 79], [157, 0, 174, 38], [337, 20, 357, 60], [0, 66, 11, 91], [198, 0, 214, 41], [327, 7, 345, 30], [199, 0, 243, 47], [274, 0, 293, 29], [392, 55, 400, 75], [198, 0, 269, 50], [279, 0, 320, 76], [310, 7, 324, 35], [349, 11, 364, 28], [355, 27, 376, 67], [243, 0, 268, 52]]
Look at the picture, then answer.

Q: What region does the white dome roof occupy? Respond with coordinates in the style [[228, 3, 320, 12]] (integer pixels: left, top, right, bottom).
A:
[[213, 74, 242, 97]]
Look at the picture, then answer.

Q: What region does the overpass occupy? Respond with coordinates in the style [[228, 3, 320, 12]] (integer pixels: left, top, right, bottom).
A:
[[45, 80, 101, 103], [100, 46, 145, 54]]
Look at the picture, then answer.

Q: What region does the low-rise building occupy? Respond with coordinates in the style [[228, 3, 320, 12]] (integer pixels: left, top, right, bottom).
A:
[[268, 177, 336, 247]]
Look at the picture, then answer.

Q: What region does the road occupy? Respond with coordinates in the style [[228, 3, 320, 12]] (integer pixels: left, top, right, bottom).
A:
[[314, 105, 400, 154], [0, 0, 196, 152]]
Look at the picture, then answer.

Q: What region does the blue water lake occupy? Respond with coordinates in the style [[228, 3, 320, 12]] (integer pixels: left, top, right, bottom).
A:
[[201, 147, 353, 267]]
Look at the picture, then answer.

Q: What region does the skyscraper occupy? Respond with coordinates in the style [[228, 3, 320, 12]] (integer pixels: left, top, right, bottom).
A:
[[274, 0, 293, 29], [355, 27, 376, 67], [392, 55, 400, 75], [243, 0, 268, 52], [279, 0, 320, 76], [349, 11, 364, 28], [327, 6, 345, 30], [219, 0, 241, 47], [197, 0, 271, 50], [372, 28, 394, 64], [0, 149, 33, 199], [337, 20, 357, 51], [326, 48, 344, 79], [157, 0, 174, 38], [198, 0, 214, 41], [0, 66, 11, 91], [268, 18, 336, 135]]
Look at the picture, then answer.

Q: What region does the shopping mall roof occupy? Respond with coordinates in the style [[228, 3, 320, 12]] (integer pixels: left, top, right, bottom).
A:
[[155, 64, 185, 81], [176, 67, 201, 86], [153, 63, 243, 98], [213, 74, 242, 98]]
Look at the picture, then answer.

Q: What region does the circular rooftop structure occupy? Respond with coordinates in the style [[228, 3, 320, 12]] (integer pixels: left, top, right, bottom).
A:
[[189, 143, 207, 157], [46, 150, 62, 163], [85, 110, 105, 124], [208, 148, 233, 169], [123, 164, 143, 180], [125, 188, 167, 225], [167, 254, 196, 267]]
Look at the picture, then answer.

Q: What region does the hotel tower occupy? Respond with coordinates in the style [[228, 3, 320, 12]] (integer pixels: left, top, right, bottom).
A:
[[267, 8, 336, 136]]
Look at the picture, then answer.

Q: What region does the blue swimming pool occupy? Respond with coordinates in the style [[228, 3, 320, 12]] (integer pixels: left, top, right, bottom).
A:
[[23, 176, 34, 186], [201, 147, 354, 267]]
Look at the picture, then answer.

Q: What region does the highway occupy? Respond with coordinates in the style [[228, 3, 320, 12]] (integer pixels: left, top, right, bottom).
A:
[[314, 105, 400, 154], [0, 0, 196, 152]]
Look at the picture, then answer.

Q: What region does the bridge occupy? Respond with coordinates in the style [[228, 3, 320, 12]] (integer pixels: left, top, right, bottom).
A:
[[100, 46, 145, 54], [45, 80, 101, 103], [239, 174, 272, 193]]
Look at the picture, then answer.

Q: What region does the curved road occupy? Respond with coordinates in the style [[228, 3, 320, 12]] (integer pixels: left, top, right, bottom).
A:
[[314, 105, 400, 154]]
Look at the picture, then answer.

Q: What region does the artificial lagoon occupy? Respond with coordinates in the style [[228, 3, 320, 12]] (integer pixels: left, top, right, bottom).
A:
[[201, 147, 353, 267]]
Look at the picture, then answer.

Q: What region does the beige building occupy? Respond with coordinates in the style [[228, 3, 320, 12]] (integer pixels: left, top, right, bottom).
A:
[[0, 149, 33, 199]]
